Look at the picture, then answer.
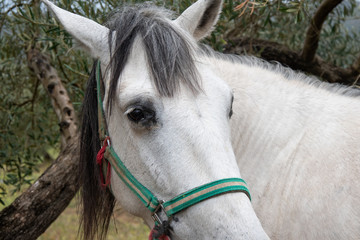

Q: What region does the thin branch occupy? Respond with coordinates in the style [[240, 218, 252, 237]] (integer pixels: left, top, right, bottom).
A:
[[352, 75, 360, 87], [31, 78, 40, 129], [351, 55, 360, 73], [14, 99, 32, 108], [13, 78, 39, 108], [350, 55, 360, 85], [56, 55, 71, 83], [301, 0, 343, 62], [0, 3, 23, 34]]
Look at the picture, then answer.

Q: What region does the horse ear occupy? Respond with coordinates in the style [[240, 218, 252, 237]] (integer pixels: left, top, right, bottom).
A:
[[42, 0, 109, 62], [174, 0, 223, 40]]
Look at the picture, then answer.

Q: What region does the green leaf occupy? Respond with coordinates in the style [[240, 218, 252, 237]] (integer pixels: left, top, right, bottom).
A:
[[285, 8, 298, 13]]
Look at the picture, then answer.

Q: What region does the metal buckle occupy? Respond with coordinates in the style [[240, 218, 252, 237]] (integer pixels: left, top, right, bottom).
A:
[[151, 200, 166, 224]]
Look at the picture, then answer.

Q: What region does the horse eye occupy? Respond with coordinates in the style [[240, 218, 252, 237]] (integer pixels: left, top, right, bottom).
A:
[[127, 109, 145, 123]]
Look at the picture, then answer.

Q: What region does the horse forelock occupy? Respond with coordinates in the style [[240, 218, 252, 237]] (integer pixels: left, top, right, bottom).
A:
[[104, 4, 201, 113]]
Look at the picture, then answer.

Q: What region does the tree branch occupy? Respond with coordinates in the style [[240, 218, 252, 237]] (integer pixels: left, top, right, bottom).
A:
[[0, 46, 81, 239], [350, 55, 360, 85], [27, 48, 78, 149], [14, 99, 32, 108], [301, 0, 343, 62], [351, 55, 360, 73], [56, 55, 71, 83], [225, 37, 359, 86], [0, 139, 80, 240]]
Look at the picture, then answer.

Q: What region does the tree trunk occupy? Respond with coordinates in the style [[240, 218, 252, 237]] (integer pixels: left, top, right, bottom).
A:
[[0, 48, 80, 240], [0, 140, 79, 240]]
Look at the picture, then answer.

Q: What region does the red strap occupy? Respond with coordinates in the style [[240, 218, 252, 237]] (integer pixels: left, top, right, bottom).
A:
[[96, 136, 111, 187], [148, 228, 171, 240]]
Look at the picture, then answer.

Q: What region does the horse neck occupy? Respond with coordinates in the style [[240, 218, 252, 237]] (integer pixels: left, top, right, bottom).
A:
[[204, 54, 360, 194]]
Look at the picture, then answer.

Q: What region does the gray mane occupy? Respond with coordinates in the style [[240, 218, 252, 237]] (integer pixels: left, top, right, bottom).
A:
[[200, 45, 360, 98], [105, 4, 200, 112]]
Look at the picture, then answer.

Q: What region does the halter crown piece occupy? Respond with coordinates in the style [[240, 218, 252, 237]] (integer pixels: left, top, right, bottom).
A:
[[95, 61, 251, 240]]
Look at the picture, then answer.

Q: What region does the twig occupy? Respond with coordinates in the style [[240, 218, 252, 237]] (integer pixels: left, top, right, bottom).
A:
[[352, 75, 360, 87], [235, 1, 263, 16], [64, 64, 89, 78], [14, 99, 32, 108], [349, 55, 360, 86], [16, 17, 56, 28], [31, 78, 40, 129], [56, 55, 71, 83], [0, 3, 23, 34], [301, 0, 343, 62], [351, 55, 360, 72], [13, 78, 39, 108]]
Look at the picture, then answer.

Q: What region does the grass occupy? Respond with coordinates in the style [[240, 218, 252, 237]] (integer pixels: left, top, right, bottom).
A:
[[1, 164, 149, 240], [38, 198, 149, 240]]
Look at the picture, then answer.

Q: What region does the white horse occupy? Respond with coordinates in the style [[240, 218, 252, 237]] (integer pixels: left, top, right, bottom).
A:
[[43, 0, 360, 239]]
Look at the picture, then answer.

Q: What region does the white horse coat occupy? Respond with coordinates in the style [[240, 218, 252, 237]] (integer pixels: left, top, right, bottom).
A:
[[208, 56, 360, 239]]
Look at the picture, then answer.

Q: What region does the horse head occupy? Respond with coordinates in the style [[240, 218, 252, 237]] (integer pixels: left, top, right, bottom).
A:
[[43, 0, 268, 239]]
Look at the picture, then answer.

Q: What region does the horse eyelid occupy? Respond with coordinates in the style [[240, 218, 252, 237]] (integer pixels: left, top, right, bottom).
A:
[[229, 94, 234, 119]]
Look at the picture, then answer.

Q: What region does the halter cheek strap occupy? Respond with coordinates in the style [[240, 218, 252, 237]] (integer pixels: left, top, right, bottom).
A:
[[95, 61, 251, 239]]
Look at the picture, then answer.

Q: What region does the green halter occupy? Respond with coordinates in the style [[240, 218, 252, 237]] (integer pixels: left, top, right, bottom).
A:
[[95, 61, 251, 238]]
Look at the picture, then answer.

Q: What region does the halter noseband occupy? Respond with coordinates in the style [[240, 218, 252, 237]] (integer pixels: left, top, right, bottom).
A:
[[95, 61, 251, 239]]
